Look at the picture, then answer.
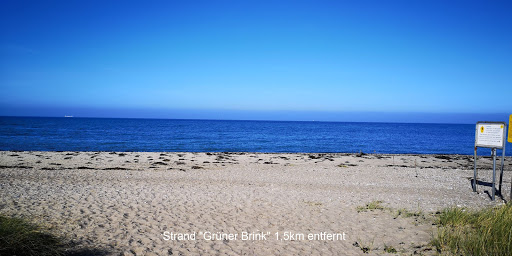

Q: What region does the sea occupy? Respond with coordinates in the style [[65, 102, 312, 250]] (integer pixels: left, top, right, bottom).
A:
[[0, 116, 510, 156]]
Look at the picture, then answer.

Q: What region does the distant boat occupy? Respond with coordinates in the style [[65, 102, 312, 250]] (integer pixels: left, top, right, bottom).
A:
[[64, 115, 73, 118]]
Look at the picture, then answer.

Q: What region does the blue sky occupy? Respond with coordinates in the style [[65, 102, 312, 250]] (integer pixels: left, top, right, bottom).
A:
[[1, 0, 511, 123]]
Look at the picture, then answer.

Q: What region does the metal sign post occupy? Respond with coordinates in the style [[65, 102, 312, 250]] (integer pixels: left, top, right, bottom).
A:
[[473, 122, 506, 201]]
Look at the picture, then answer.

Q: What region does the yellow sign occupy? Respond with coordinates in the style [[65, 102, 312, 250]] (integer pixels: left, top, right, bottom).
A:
[[509, 115, 512, 143], [481, 126, 484, 133]]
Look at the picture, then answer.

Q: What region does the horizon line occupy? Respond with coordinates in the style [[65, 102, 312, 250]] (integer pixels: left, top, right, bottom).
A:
[[1, 114, 507, 126]]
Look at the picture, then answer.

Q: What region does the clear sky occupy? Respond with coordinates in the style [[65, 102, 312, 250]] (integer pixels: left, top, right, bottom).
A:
[[1, 0, 511, 123]]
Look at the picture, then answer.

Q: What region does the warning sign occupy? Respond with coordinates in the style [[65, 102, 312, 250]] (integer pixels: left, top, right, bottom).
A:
[[509, 115, 512, 143], [475, 122, 505, 148]]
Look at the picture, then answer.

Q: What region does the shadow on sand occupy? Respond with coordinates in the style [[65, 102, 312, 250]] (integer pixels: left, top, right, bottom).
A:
[[470, 179, 507, 202]]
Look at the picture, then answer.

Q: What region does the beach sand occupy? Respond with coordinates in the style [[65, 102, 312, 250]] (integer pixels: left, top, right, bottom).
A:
[[1, 151, 510, 255]]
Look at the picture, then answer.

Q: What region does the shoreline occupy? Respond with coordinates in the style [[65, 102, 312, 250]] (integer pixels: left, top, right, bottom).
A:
[[1, 151, 510, 255], [3, 149, 509, 156]]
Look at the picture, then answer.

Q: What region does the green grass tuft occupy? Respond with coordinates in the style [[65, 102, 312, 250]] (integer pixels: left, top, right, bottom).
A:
[[394, 208, 424, 219], [384, 244, 397, 253], [356, 200, 385, 212], [353, 240, 374, 254], [0, 215, 65, 256], [432, 204, 512, 256]]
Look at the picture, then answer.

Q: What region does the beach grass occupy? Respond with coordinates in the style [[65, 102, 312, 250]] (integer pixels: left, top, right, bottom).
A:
[[431, 203, 512, 256], [356, 200, 385, 212], [0, 215, 64, 256], [383, 244, 397, 253], [394, 208, 424, 219]]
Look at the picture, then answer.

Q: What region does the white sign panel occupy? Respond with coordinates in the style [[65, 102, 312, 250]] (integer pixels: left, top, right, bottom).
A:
[[475, 122, 505, 148]]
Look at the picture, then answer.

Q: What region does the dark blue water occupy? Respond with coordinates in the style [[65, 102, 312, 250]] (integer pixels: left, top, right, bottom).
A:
[[0, 116, 510, 155]]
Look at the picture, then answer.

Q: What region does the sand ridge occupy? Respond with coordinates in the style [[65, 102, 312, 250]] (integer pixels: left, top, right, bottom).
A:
[[0, 151, 510, 255]]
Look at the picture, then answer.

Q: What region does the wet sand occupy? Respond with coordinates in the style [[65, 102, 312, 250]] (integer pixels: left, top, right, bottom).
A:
[[1, 151, 510, 255]]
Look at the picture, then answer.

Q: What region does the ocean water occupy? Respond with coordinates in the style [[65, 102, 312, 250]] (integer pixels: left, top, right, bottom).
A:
[[0, 116, 510, 155]]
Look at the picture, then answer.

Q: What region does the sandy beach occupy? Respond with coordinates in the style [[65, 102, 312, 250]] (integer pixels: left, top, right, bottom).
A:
[[1, 151, 510, 255]]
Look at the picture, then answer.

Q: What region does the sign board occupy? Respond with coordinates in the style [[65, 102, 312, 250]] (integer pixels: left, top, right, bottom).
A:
[[475, 122, 506, 149], [509, 115, 512, 143]]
